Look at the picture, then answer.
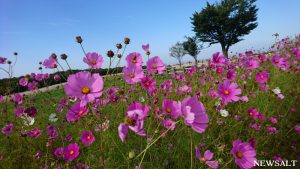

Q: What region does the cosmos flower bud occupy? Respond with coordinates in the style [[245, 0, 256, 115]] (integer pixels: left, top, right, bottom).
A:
[[7, 60, 12, 64], [117, 54, 122, 58], [39, 62, 42, 65], [14, 52, 18, 56], [116, 43, 122, 49], [128, 151, 135, 159], [76, 36, 83, 44], [107, 50, 114, 58], [38, 67, 42, 70], [51, 53, 57, 59], [146, 50, 150, 55], [60, 53, 68, 60], [124, 37, 130, 44]]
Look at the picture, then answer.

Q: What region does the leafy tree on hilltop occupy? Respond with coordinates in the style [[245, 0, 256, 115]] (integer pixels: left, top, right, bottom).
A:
[[191, 0, 258, 58], [169, 42, 187, 68], [182, 36, 203, 68]]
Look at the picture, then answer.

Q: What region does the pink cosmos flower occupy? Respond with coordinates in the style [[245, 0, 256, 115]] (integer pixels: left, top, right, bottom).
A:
[[250, 122, 261, 131], [123, 65, 144, 84], [0, 95, 3, 103], [271, 55, 290, 70], [293, 46, 300, 59], [19, 77, 28, 86], [245, 51, 253, 56], [217, 80, 241, 104], [195, 147, 219, 169], [211, 52, 226, 66], [15, 106, 25, 117], [81, 130, 95, 146], [294, 125, 300, 133], [258, 54, 267, 62], [13, 93, 23, 105], [142, 44, 150, 52], [29, 128, 43, 138], [64, 71, 103, 106], [247, 108, 260, 119], [186, 66, 196, 76], [126, 52, 143, 66], [163, 118, 176, 131], [226, 70, 236, 81], [178, 85, 192, 93], [27, 81, 39, 91], [75, 163, 89, 169], [35, 73, 44, 81], [181, 96, 209, 133], [269, 117, 278, 124], [146, 56, 165, 74], [66, 102, 88, 122], [24, 106, 37, 117], [207, 90, 219, 99], [43, 56, 57, 69], [54, 147, 65, 159], [54, 74, 60, 81], [106, 86, 119, 96], [267, 127, 278, 134], [240, 96, 249, 102], [118, 102, 149, 142], [141, 76, 156, 92], [255, 71, 269, 83], [231, 139, 256, 169], [43, 73, 50, 80], [64, 143, 80, 161], [2, 123, 14, 136], [83, 52, 103, 69], [245, 58, 260, 69], [46, 125, 58, 139], [162, 100, 181, 119], [0, 56, 7, 64], [216, 67, 224, 74]]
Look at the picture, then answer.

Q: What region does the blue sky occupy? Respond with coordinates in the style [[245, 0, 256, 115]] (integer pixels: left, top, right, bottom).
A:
[[1, 0, 300, 77]]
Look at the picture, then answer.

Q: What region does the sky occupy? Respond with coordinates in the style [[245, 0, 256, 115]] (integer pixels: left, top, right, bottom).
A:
[[1, 0, 300, 78]]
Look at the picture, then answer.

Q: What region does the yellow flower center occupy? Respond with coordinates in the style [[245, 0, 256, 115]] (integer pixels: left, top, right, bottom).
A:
[[81, 86, 90, 94], [166, 108, 172, 113], [145, 81, 150, 86], [152, 65, 157, 69], [34, 130, 38, 135], [87, 135, 91, 140], [224, 90, 229, 95], [90, 60, 97, 65], [129, 74, 135, 78], [79, 110, 84, 115], [201, 157, 206, 163], [249, 112, 253, 116], [125, 117, 136, 126], [70, 150, 74, 155], [260, 75, 264, 79], [236, 151, 243, 158]]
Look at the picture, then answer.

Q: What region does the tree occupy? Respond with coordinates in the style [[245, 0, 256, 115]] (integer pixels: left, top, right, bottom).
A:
[[182, 36, 203, 68], [191, 0, 258, 58], [169, 42, 186, 68]]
